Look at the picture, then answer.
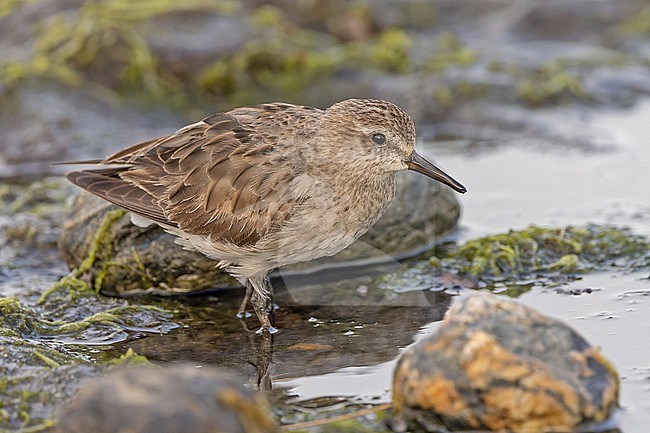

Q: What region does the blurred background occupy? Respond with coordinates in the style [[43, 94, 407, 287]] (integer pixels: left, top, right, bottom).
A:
[[1, 0, 649, 174]]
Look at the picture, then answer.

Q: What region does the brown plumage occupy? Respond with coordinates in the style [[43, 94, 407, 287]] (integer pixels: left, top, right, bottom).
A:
[[65, 99, 466, 333]]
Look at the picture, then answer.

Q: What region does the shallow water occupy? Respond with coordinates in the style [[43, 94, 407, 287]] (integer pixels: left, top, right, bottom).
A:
[[440, 101, 650, 240], [521, 272, 650, 432]]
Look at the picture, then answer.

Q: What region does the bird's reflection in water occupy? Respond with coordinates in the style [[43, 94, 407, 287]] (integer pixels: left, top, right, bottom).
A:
[[124, 261, 455, 392]]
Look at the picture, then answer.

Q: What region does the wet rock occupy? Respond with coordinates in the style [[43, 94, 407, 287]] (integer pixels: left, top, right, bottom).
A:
[[583, 66, 650, 105], [0, 360, 99, 432], [509, 0, 646, 42], [447, 103, 619, 152], [57, 171, 460, 296], [56, 195, 239, 295], [56, 364, 277, 433], [142, 13, 251, 80], [393, 293, 619, 432], [0, 296, 102, 431]]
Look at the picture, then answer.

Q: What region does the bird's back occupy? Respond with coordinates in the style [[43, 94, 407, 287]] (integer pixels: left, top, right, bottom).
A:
[[66, 103, 322, 248]]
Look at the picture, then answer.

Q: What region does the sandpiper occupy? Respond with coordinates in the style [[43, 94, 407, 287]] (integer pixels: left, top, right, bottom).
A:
[[65, 99, 466, 334]]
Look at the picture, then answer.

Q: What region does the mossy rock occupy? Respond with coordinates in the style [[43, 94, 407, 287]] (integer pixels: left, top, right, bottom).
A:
[[444, 224, 649, 278]]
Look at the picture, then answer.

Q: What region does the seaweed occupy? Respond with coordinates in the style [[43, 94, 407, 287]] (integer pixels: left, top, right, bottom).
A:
[[0, 196, 179, 431], [516, 61, 589, 106]]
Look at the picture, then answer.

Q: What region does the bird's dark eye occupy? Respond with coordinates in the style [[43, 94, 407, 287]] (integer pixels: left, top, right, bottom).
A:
[[371, 133, 386, 145]]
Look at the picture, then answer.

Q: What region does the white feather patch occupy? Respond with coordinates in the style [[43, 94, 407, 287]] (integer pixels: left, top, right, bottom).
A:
[[130, 213, 155, 228]]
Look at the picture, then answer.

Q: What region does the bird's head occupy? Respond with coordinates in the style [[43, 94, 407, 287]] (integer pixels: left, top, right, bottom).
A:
[[320, 98, 467, 194]]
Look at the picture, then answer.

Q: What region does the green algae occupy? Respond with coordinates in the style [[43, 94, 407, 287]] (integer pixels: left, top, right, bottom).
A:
[[0, 332, 84, 368], [618, 5, 650, 36], [0, 341, 151, 432], [278, 403, 392, 433], [484, 59, 593, 107], [198, 6, 343, 105], [279, 405, 393, 433], [0, 178, 72, 219], [199, 6, 418, 103], [32, 350, 62, 369], [319, 419, 387, 433], [106, 347, 151, 367], [0, 179, 75, 263], [130, 247, 154, 290], [0, 331, 92, 431], [364, 28, 413, 73], [1, 288, 173, 431], [445, 225, 648, 278], [423, 32, 477, 73], [2, 294, 175, 344], [197, 10, 478, 106], [516, 61, 589, 106], [1, 297, 59, 337], [39, 208, 126, 303], [0, 186, 180, 431], [0, 0, 35, 18]]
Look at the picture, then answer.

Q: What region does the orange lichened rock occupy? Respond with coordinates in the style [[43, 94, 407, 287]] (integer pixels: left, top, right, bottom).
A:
[[392, 292, 619, 433]]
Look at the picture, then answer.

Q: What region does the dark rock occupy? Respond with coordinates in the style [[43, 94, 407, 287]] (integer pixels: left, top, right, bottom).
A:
[[583, 66, 650, 105], [0, 0, 84, 64], [432, 0, 517, 29], [508, 0, 646, 42], [446, 103, 618, 152], [56, 364, 277, 433], [57, 171, 461, 296], [141, 13, 252, 80], [393, 292, 619, 432]]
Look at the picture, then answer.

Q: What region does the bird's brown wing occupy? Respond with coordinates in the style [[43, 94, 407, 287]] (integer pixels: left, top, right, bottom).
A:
[[65, 168, 170, 225], [67, 105, 310, 246]]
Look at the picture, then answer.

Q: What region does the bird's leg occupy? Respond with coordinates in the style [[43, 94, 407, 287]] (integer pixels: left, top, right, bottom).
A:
[[249, 275, 278, 335], [267, 280, 279, 311], [251, 291, 277, 334], [236, 282, 253, 319]]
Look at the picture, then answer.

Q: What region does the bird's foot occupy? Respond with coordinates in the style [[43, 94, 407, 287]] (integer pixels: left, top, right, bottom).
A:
[[256, 325, 279, 335], [253, 308, 278, 335]]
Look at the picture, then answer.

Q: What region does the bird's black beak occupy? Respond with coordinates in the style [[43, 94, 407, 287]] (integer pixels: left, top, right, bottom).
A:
[[406, 151, 467, 194]]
